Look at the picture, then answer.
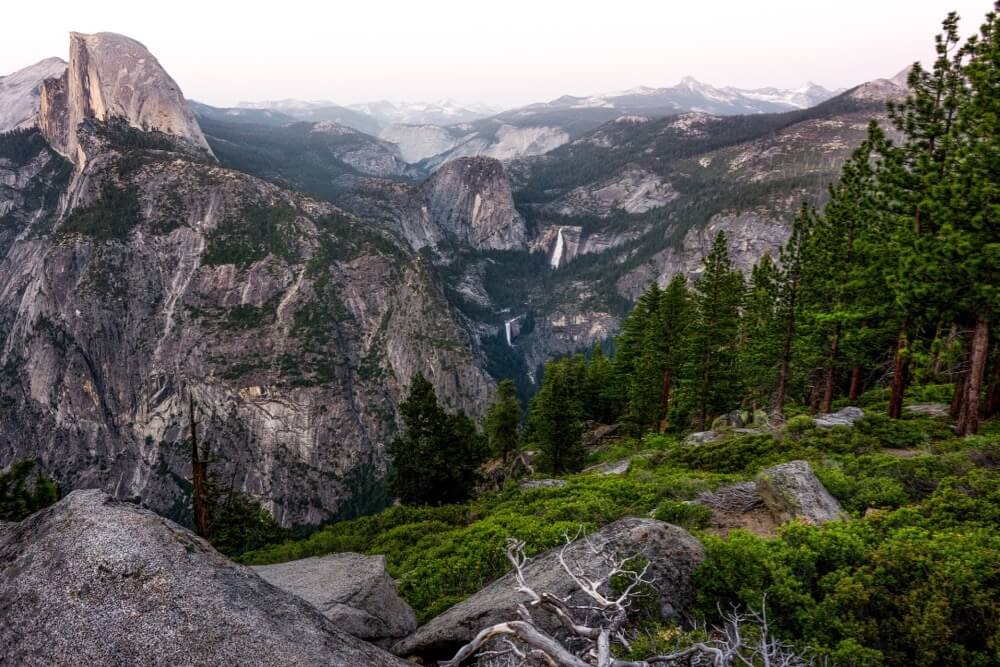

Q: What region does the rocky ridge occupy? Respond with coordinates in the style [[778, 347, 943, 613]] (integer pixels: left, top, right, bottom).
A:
[[0, 33, 494, 525]]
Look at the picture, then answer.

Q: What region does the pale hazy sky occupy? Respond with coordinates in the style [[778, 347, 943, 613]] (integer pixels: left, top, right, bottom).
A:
[[1, 0, 992, 108]]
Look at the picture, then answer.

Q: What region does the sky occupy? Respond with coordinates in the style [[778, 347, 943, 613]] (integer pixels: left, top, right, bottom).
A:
[[1, 0, 992, 109]]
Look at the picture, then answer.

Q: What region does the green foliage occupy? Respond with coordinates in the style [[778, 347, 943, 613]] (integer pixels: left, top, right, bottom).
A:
[[485, 379, 522, 460], [528, 357, 586, 474], [388, 373, 487, 505], [652, 500, 712, 530], [0, 128, 51, 164], [202, 203, 298, 268], [785, 414, 816, 435], [59, 183, 143, 241], [0, 459, 58, 521], [693, 487, 1000, 666], [680, 231, 744, 426], [208, 489, 289, 558], [242, 465, 731, 622]]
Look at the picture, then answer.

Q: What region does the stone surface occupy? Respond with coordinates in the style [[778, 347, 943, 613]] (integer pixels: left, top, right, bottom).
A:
[[392, 517, 705, 660], [252, 553, 417, 644], [617, 212, 790, 300], [423, 157, 527, 250], [756, 460, 846, 525], [518, 478, 567, 490], [0, 57, 67, 132], [0, 490, 408, 667], [582, 458, 631, 475], [39, 32, 212, 163], [904, 403, 950, 418], [813, 406, 866, 428], [684, 430, 723, 445], [545, 165, 678, 217]]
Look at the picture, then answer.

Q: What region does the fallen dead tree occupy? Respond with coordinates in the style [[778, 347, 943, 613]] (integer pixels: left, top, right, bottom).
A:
[[442, 535, 813, 667]]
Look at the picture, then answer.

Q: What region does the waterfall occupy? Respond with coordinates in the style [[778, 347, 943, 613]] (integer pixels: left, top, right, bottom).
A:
[[505, 319, 514, 347], [550, 227, 565, 269]]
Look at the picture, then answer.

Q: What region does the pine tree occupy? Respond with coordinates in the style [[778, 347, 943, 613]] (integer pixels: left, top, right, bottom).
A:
[[773, 204, 814, 416], [528, 358, 585, 474], [613, 283, 661, 413], [582, 344, 617, 424], [655, 275, 691, 429], [682, 232, 744, 426], [626, 283, 666, 433], [485, 379, 522, 462], [388, 374, 487, 505], [929, 6, 1000, 434], [739, 255, 782, 410], [882, 12, 968, 418], [800, 127, 894, 413]]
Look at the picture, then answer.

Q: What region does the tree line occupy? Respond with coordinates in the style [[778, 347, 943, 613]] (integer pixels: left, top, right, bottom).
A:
[[382, 7, 1000, 505]]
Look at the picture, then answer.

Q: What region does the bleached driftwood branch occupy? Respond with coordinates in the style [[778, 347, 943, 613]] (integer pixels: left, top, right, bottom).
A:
[[442, 535, 813, 667]]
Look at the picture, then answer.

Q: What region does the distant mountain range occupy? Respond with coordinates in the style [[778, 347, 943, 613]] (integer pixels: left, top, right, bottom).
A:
[[234, 98, 502, 133]]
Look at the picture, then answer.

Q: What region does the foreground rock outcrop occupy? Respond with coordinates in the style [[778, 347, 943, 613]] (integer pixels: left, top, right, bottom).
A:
[[252, 553, 417, 646], [392, 517, 704, 660], [756, 460, 847, 525], [0, 490, 408, 666]]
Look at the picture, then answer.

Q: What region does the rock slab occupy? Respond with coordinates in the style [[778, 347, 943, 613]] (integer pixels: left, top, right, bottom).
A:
[[756, 460, 846, 525], [0, 490, 408, 666], [392, 517, 705, 660], [813, 406, 865, 428], [252, 553, 417, 644]]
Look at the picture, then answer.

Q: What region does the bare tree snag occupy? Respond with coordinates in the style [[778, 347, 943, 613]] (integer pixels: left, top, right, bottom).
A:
[[443, 535, 813, 667]]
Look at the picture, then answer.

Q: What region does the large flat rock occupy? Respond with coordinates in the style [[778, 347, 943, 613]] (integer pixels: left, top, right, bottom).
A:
[[392, 517, 704, 661], [0, 490, 408, 666], [252, 553, 417, 644]]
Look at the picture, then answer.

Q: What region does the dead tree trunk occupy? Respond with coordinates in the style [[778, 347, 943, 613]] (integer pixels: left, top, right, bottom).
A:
[[190, 394, 211, 538]]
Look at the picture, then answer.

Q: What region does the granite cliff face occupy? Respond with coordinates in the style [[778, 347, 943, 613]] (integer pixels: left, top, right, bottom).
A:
[[0, 34, 493, 526], [339, 156, 527, 252], [38, 32, 212, 163], [0, 58, 67, 133], [422, 157, 527, 250]]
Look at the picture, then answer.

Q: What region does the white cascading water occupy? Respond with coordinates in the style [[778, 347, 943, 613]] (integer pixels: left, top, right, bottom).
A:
[[505, 319, 514, 346], [550, 227, 565, 269]]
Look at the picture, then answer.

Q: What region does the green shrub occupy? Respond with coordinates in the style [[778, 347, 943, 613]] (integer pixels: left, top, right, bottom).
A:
[[0, 459, 59, 521], [652, 500, 712, 529], [59, 183, 142, 240], [785, 414, 816, 435], [855, 414, 933, 449]]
